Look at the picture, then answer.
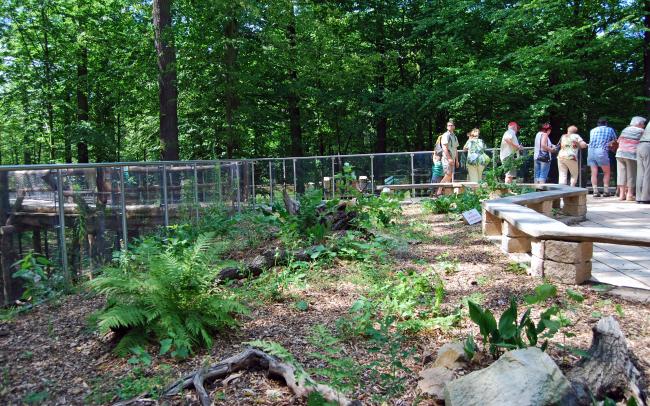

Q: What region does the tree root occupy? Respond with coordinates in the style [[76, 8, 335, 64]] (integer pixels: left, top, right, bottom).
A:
[[115, 348, 359, 406]]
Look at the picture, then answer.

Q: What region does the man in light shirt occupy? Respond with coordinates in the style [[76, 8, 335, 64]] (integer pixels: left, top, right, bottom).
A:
[[500, 121, 524, 184], [436, 120, 459, 195]]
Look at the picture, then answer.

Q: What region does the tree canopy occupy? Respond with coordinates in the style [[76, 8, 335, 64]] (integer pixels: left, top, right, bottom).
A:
[[0, 0, 648, 164]]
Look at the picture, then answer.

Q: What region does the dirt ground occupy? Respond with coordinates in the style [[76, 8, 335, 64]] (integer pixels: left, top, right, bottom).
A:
[[0, 204, 648, 405]]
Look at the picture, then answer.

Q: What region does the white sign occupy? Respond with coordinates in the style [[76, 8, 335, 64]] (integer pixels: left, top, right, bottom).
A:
[[462, 208, 482, 225]]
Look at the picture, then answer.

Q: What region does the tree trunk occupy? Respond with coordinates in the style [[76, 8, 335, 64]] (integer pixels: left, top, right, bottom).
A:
[[153, 0, 180, 161], [286, 3, 304, 193], [41, 4, 56, 162], [374, 4, 388, 154], [224, 13, 240, 159], [64, 91, 73, 163], [77, 46, 89, 163]]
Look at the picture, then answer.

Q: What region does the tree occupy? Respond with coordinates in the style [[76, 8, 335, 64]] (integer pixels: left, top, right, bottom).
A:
[[153, 0, 179, 161]]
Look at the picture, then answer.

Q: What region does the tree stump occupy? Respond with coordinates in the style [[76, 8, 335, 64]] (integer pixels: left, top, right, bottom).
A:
[[567, 316, 646, 404]]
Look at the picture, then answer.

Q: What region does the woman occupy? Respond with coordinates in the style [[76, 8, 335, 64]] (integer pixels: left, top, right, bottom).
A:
[[462, 128, 488, 183], [534, 123, 556, 184], [615, 116, 646, 201], [557, 126, 587, 186]]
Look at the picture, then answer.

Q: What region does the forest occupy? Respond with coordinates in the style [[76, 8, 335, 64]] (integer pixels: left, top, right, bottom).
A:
[[1, 0, 649, 165]]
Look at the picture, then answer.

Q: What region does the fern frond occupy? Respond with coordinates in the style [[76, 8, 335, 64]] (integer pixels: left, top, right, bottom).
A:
[[113, 328, 148, 357], [96, 304, 150, 334]]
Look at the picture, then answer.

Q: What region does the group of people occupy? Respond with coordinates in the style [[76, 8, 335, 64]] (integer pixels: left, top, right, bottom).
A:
[[432, 117, 650, 203]]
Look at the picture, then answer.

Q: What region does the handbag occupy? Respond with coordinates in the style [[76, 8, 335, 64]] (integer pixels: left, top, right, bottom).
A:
[[608, 139, 619, 152], [536, 150, 551, 163]]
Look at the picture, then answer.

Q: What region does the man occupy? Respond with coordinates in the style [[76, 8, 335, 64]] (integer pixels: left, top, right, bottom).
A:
[[588, 117, 617, 197], [637, 121, 650, 203], [437, 120, 459, 195], [500, 122, 524, 184]]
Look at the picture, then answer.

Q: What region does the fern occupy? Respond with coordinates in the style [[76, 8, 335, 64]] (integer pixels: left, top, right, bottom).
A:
[[88, 232, 249, 357]]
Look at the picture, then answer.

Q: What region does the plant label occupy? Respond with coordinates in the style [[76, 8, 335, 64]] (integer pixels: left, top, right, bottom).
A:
[[462, 208, 482, 225]]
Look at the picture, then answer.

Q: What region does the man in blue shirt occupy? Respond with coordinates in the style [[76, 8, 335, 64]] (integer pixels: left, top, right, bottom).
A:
[[588, 117, 617, 197]]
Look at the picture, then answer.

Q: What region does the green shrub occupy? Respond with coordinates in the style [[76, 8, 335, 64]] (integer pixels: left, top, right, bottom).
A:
[[422, 189, 488, 215], [12, 251, 64, 305], [88, 233, 248, 357], [465, 283, 571, 359]]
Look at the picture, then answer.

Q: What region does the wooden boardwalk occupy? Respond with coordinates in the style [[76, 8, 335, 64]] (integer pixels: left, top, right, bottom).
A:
[[580, 195, 650, 290]]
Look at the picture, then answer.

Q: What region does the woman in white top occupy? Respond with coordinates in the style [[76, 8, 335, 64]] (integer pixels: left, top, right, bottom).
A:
[[533, 123, 556, 184]]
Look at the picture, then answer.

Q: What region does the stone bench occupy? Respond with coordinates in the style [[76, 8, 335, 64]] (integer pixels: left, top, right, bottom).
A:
[[482, 184, 650, 285], [377, 182, 478, 194]]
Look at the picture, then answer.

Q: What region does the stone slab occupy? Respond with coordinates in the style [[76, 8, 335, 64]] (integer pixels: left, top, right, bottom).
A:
[[527, 200, 553, 216], [564, 194, 587, 206], [562, 204, 587, 217], [483, 220, 501, 236], [531, 240, 593, 264], [543, 260, 591, 284], [502, 221, 529, 237], [501, 235, 531, 253]]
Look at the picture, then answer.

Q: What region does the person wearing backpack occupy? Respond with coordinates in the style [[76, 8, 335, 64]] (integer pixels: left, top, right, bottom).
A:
[[500, 121, 524, 184], [462, 128, 488, 183], [436, 120, 459, 195]]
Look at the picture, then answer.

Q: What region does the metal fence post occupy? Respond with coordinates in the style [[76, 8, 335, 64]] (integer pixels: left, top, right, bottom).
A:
[[192, 163, 199, 221], [161, 164, 169, 227], [331, 157, 335, 198], [252, 162, 256, 205], [236, 163, 241, 212], [410, 153, 415, 196], [577, 149, 582, 187], [370, 155, 375, 194], [56, 169, 69, 287], [269, 161, 273, 204], [293, 159, 298, 198], [119, 167, 128, 249]]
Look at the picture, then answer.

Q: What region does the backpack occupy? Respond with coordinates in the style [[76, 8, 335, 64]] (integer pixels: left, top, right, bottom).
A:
[[434, 134, 444, 158]]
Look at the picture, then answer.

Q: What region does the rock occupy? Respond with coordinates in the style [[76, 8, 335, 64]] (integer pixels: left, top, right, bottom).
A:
[[433, 342, 467, 370], [444, 348, 575, 406], [417, 366, 455, 399]]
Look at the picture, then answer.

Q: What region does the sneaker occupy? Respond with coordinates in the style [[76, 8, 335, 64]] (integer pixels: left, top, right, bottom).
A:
[[593, 192, 602, 198], [602, 192, 612, 197]]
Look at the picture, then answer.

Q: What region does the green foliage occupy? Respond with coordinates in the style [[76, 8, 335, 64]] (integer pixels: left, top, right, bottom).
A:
[[467, 283, 575, 358], [308, 325, 363, 393], [505, 261, 527, 275], [422, 189, 488, 215], [115, 347, 172, 401], [23, 390, 48, 404], [88, 233, 249, 357], [12, 251, 63, 305], [0, 0, 644, 163]]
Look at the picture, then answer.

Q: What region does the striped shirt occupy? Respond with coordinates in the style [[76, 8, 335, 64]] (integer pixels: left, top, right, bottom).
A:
[[588, 126, 617, 151]]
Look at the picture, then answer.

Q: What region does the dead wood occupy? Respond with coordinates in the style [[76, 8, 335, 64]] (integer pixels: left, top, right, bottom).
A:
[[114, 348, 358, 406], [283, 189, 300, 215], [567, 316, 646, 405], [217, 248, 311, 282]]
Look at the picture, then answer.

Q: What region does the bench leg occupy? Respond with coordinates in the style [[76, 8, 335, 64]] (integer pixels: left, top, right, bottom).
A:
[[482, 209, 501, 236], [530, 239, 593, 284]]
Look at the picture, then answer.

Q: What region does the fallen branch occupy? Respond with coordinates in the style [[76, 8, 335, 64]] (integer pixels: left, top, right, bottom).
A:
[[115, 348, 359, 406], [567, 316, 646, 405]]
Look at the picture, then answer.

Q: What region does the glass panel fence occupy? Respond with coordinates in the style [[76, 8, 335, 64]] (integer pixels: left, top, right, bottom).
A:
[[0, 147, 594, 305]]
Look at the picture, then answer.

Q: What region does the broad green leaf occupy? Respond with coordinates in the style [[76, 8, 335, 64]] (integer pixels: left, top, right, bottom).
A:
[[566, 288, 584, 303], [498, 299, 518, 339]]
